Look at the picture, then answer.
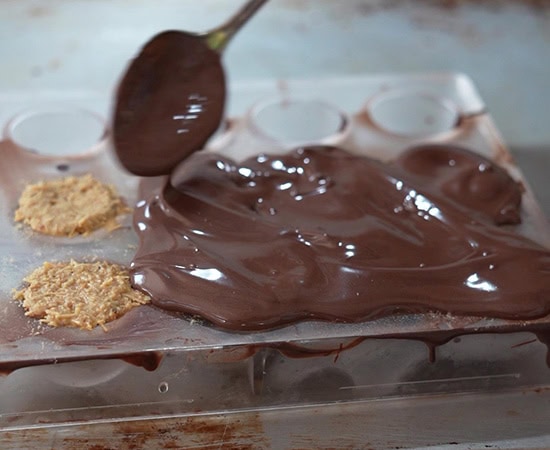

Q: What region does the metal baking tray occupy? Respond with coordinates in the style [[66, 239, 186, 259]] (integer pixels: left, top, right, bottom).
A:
[[1, 73, 549, 429]]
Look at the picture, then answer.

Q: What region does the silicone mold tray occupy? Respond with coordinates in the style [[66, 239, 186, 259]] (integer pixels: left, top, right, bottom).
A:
[[1, 73, 549, 429]]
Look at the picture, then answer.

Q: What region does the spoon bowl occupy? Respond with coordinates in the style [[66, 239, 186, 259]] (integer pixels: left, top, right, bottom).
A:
[[113, 0, 267, 176]]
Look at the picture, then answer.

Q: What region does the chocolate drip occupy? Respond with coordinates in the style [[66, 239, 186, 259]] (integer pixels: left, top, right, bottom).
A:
[[0, 351, 163, 375], [534, 331, 550, 367]]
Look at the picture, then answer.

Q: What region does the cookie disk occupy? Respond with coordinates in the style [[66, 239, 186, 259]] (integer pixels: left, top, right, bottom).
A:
[[14, 174, 129, 236], [13, 260, 150, 330]]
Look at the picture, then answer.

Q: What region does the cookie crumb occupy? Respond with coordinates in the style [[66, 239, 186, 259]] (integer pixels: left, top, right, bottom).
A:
[[13, 260, 150, 330], [14, 174, 130, 236]]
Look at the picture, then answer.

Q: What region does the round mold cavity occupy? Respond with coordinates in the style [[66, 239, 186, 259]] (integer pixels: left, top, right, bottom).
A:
[[365, 90, 460, 138], [38, 359, 127, 388], [4, 106, 107, 157], [248, 97, 350, 147]]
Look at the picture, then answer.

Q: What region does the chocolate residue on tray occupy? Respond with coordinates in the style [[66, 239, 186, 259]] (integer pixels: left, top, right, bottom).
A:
[[129, 144, 550, 330], [0, 350, 163, 376]]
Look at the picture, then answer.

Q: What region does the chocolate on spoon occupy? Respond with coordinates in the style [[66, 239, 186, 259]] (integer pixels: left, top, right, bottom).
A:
[[113, 0, 267, 176]]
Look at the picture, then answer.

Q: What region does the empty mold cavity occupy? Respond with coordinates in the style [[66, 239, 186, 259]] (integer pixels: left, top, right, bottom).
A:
[[365, 90, 460, 138], [4, 106, 106, 157], [249, 98, 349, 147]]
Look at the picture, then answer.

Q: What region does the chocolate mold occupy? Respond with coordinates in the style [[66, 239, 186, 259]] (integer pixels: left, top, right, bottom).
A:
[[0, 74, 549, 429]]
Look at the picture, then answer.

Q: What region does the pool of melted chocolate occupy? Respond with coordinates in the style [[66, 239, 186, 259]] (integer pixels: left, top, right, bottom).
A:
[[131, 143, 550, 331]]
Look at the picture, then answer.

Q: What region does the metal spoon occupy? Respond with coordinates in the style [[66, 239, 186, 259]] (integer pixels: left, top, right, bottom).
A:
[[203, 0, 268, 52], [113, 0, 268, 176]]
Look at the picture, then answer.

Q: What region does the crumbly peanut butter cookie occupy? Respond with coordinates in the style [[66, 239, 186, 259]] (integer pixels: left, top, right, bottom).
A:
[[13, 260, 150, 330], [14, 174, 129, 236]]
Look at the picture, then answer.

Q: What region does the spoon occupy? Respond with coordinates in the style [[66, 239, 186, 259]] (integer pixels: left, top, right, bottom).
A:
[[113, 0, 268, 176]]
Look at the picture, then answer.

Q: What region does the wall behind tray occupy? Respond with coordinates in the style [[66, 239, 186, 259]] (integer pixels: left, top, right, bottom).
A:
[[0, 0, 549, 151]]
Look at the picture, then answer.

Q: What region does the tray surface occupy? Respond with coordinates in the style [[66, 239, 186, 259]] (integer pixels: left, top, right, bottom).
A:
[[1, 73, 549, 367]]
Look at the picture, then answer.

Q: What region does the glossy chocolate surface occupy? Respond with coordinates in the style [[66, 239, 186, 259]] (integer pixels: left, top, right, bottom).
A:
[[130, 144, 550, 330], [113, 31, 225, 176]]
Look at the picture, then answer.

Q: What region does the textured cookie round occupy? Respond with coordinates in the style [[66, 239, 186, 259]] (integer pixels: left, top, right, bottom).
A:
[[14, 174, 129, 236], [13, 260, 151, 330]]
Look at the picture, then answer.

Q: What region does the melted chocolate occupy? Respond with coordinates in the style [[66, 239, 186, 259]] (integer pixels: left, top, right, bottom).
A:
[[0, 351, 163, 375], [113, 31, 225, 176], [130, 144, 550, 330], [534, 331, 550, 366]]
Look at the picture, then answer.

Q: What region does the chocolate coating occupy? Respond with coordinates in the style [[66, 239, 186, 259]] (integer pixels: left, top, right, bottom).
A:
[[113, 31, 225, 176], [130, 145, 550, 330]]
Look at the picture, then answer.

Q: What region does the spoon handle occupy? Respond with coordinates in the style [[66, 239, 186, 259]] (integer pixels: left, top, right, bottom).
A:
[[205, 0, 268, 52]]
